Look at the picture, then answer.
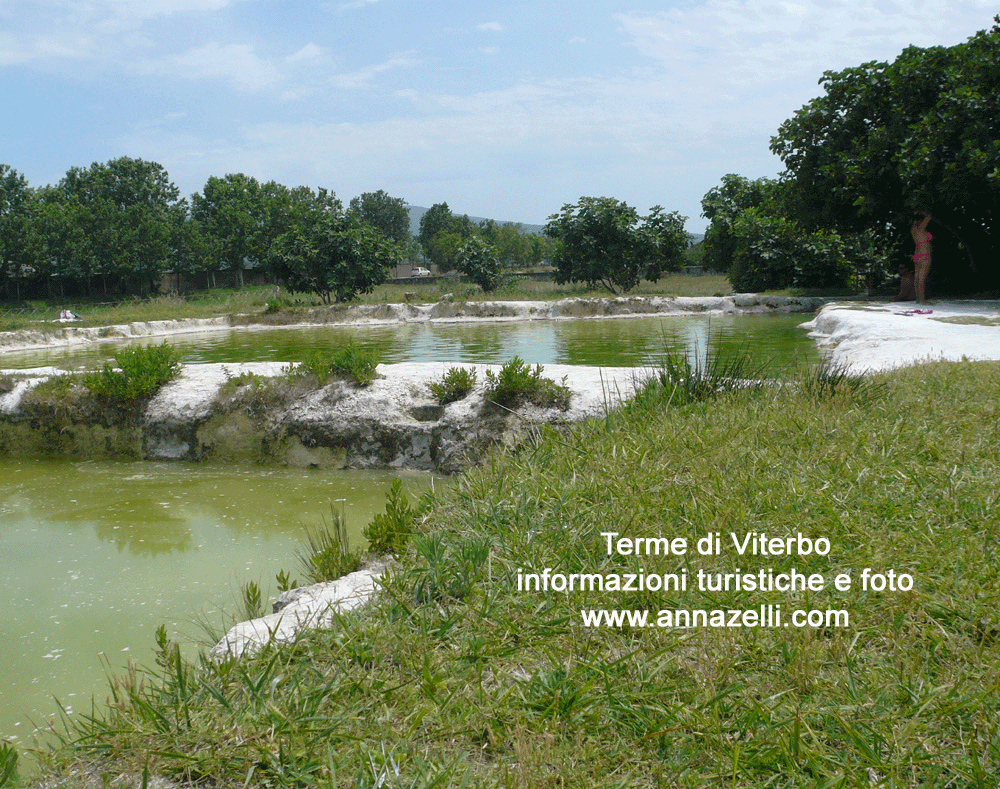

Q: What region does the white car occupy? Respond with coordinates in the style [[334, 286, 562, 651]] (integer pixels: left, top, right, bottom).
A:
[[411, 267, 431, 277]]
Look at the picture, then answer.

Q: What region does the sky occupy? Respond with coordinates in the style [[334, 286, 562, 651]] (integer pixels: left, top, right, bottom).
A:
[[1, 1, 995, 233]]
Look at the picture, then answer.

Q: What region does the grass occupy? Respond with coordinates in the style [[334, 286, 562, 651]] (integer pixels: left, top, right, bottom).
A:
[[296, 504, 362, 585], [24, 357, 1000, 787]]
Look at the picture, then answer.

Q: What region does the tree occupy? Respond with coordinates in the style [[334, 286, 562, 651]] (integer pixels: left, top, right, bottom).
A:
[[770, 17, 1000, 291], [425, 231, 465, 271], [700, 174, 781, 273], [57, 157, 180, 292], [0, 165, 45, 300], [191, 174, 266, 287], [456, 236, 508, 292], [418, 202, 478, 269], [348, 190, 410, 245], [418, 202, 456, 252], [269, 213, 403, 303], [545, 197, 687, 294]]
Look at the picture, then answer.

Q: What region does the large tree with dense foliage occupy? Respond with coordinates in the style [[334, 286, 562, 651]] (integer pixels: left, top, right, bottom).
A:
[[46, 157, 181, 293], [545, 197, 687, 294], [417, 202, 478, 269], [268, 213, 403, 303], [700, 174, 879, 292], [348, 190, 410, 245], [770, 17, 1000, 291], [191, 174, 267, 287], [455, 235, 508, 292], [700, 174, 782, 273], [0, 165, 45, 299]]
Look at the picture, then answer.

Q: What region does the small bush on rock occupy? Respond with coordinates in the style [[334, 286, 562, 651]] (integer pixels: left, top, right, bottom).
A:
[[484, 357, 571, 410], [295, 341, 380, 386], [83, 342, 183, 402], [427, 366, 478, 405]]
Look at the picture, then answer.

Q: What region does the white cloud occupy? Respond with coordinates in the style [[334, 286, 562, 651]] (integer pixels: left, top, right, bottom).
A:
[[286, 43, 329, 64], [477, 22, 504, 33], [145, 42, 285, 92], [328, 50, 420, 89], [0, 0, 238, 63]]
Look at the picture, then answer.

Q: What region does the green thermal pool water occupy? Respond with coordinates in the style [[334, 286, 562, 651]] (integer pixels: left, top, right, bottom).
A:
[[0, 459, 435, 749], [0, 312, 819, 755], [0, 313, 819, 372]]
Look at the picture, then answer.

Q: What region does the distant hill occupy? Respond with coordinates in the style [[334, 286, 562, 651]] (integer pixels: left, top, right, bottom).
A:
[[406, 206, 703, 246]]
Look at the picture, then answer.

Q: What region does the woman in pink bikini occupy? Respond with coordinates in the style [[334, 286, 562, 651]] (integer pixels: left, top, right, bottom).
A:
[[909, 211, 933, 304]]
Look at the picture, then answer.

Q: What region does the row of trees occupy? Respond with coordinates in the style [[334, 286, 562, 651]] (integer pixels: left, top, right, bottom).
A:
[[0, 161, 421, 303], [2, 158, 694, 303], [703, 17, 999, 294], [416, 199, 691, 294]]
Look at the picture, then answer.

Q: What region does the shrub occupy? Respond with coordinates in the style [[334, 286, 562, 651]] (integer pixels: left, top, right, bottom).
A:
[[83, 342, 183, 402], [296, 504, 362, 584], [427, 366, 478, 405], [364, 478, 417, 555], [631, 349, 766, 410], [484, 356, 571, 410], [296, 341, 380, 386]]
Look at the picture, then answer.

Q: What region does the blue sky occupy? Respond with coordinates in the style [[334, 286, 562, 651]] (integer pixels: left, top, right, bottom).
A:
[[2, 0, 995, 232]]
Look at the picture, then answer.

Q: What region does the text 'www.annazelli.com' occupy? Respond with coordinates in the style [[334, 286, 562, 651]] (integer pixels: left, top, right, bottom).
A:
[[580, 606, 849, 629]]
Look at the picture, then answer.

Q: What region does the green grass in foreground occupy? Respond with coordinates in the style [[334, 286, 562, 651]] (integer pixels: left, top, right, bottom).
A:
[[24, 360, 1000, 787]]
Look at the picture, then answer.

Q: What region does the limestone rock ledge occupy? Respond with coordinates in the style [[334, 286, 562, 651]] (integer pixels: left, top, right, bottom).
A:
[[210, 559, 391, 660], [1, 361, 640, 472]]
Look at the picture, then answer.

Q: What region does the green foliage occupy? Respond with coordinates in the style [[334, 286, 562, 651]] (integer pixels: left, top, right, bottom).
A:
[[427, 366, 478, 405], [408, 531, 490, 604], [275, 569, 299, 594], [484, 356, 571, 410], [296, 505, 362, 584], [0, 742, 17, 789], [363, 478, 417, 555], [800, 358, 890, 405], [269, 213, 403, 304], [238, 580, 265, 621], [700, 173, 782, 273], [83, 342, 182, 401], [456, 235, 508, 292], [545, 197, 688, 294], [631, 349, 767, 410], [702, 175, 878, 292], [295, 341, 380, 386], [771, 17, 1000, 291], [348, 190, 410, 245], [263, 298, 282, 314]]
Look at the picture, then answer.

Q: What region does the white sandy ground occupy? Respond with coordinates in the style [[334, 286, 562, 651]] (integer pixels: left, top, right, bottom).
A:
[[801, 299, 1000, 374]]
